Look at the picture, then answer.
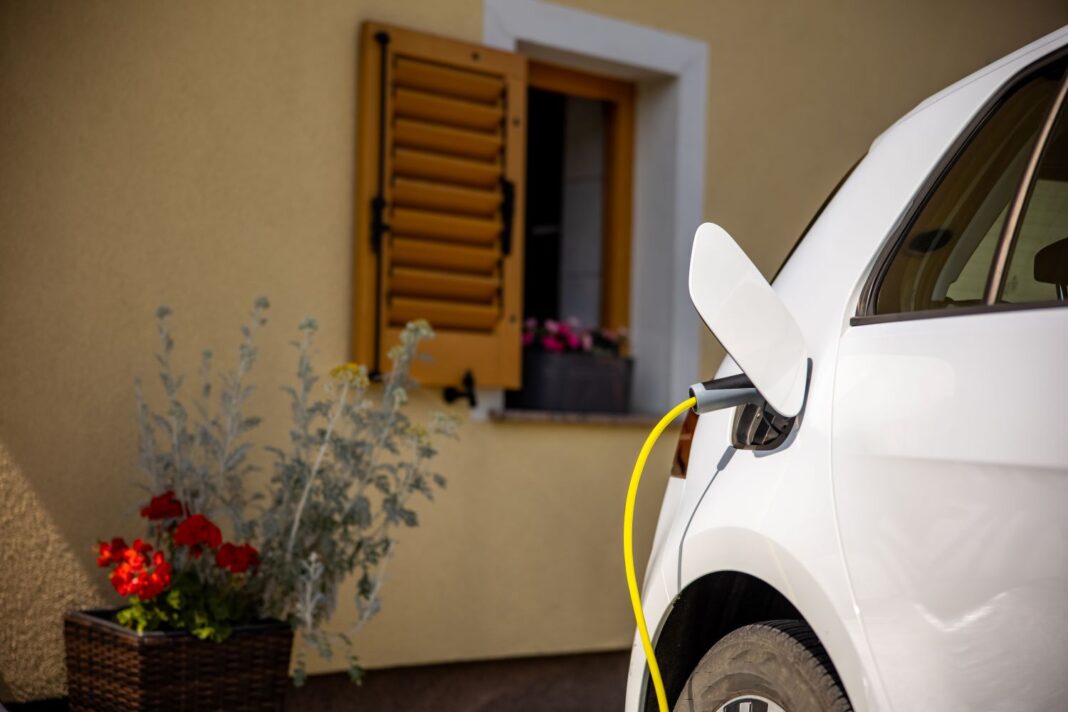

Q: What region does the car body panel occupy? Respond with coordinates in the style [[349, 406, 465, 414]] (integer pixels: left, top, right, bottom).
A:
[[626, 25, 1068, 712], [833, 308, 1068, 710]]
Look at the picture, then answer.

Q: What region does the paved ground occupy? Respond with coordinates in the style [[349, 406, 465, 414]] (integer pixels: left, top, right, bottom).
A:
[[2, 650, 630, 711], [286, 650, 630, 711]]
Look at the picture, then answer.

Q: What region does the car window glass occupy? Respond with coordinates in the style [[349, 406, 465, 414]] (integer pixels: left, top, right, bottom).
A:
[[874, 58, 1066, 315], [1000, 105, 1068, 303]]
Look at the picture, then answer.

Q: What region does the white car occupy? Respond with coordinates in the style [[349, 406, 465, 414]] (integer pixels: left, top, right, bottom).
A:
[[627, 26, 1068, 712]]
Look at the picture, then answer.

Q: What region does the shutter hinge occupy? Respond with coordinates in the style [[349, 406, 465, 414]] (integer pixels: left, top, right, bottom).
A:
[[370, 195, 389, 253]]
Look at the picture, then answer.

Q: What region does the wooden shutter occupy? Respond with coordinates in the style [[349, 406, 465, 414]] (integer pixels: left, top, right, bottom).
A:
[[354, 22, 526, 388]]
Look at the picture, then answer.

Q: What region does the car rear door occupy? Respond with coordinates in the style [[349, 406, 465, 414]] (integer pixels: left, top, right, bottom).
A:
[[832, 52, 1068, 711]]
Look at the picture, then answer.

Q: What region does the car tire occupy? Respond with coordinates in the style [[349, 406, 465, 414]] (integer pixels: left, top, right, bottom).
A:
[[672, 619, 852, 712]]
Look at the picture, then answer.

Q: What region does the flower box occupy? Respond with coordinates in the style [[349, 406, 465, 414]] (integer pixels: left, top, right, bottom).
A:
[[506, 351, 633, 413], [64, 609, 292, 711]]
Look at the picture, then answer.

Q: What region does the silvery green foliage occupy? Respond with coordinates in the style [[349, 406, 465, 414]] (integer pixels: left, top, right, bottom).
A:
[[134, 304, 457, 684], [135, 299, 268, 538], [256, 318, 458, 684]]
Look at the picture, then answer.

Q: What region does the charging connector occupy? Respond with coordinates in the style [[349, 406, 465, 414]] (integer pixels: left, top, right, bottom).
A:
[[688, 373, 763, 415]]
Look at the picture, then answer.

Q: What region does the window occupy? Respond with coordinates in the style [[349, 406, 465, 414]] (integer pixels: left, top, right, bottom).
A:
[[871, 56, 1067, 316], [353, 22, 527, 388], [353, 26, 636, 403], [520, 61, 634, 335], [504, 62, 635, 412], [998, 94, 1068, 304]]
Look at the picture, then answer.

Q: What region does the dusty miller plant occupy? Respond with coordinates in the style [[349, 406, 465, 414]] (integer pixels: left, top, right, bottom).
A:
[[258, 317, 457, 683], [135, 299, 268, 540], [133, 299, 458, 683]]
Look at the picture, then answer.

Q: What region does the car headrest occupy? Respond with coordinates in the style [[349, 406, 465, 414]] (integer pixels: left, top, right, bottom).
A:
[[1034, 236, 1068, 287]]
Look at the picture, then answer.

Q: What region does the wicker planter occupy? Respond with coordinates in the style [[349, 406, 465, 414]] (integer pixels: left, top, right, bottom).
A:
[[506, 351, 633, 413], [64, 609, 292, 711]]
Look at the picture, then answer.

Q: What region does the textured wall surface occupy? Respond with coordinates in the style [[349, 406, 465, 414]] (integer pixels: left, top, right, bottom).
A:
[[0, 444, 107, 700], [2, 0, 1067, 701]]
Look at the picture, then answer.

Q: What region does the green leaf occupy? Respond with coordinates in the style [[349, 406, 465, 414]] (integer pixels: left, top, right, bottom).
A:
[[208, 592, 229, 620], [350, 496, 372, 529], [192, 625, 215, 640], [357, 571, 374, 598], [115, 607, 136, 628]]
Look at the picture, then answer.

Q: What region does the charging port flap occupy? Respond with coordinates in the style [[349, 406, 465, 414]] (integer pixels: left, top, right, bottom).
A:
[[688, 223, 809, 418]]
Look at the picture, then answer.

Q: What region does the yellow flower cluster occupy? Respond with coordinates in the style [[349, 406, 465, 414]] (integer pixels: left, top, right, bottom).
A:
[[329, 362, 370, 388]]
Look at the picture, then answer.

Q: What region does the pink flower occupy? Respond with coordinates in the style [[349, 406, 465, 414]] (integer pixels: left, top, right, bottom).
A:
[[556, 321, 580, 350], [544, 319, 559, 334], [522, 332, 534, 347], [541, 335, 565, 352], [581, 333, 593, 352], [524, 317, 538, 330]]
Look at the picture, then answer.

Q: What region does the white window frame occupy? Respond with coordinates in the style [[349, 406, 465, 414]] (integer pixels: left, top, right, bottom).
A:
[[480, 0, 708, 415]]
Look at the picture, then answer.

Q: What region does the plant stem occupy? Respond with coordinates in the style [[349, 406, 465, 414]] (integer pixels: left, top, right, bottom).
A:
[[286, 381, 350, 558], [354, 372, 402, 501], [168, 400, 192, 514]]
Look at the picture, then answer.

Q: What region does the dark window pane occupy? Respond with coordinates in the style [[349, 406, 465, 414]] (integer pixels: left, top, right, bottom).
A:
[[875, 59, 1066, 315], [1000, 101, 1068, 304], [523, 88, 566, 321]]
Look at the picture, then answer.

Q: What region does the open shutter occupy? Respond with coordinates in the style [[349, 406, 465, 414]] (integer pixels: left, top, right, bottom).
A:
[[354, 22, 526, 388]]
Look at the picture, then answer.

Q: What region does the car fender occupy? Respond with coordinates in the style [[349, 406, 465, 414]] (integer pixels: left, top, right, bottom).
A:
[[673, 374, 886, 712]]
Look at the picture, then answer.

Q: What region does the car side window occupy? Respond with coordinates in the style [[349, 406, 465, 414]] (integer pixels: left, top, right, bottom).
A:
[[998, 102, 1068, 304], [873, 57, 1067, 316]]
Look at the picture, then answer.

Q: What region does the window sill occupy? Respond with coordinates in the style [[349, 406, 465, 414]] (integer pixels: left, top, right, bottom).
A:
[[488, 409, 674, 427]]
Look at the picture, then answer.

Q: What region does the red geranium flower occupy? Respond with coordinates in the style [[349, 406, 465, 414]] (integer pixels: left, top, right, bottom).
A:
[[138, 552, 173, 600], [173, 514, 222, 557], [216, 543, 260, 574], [96, 537, 128, 567], [121, 537, 152, 566], [140, 490, 184, 520], [109, 562, 137, 597], [105, 539, 171, 600]]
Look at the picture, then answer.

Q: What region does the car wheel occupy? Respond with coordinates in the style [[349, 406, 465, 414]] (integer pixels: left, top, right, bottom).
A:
[[673, 619, 851, 712]]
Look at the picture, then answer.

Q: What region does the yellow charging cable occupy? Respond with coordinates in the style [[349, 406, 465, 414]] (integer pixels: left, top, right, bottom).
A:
[[624, 396, 697, 712]]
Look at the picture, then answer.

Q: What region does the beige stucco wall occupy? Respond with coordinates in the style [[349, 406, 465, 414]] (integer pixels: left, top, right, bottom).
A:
[[2, 0, 1066, 701]]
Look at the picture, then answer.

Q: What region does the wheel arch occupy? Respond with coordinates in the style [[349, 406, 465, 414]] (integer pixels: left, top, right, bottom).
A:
[[644, 571, 854, 712]]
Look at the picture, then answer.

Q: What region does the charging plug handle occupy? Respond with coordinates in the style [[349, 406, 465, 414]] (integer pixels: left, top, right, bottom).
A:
[[688, 373, 763, 415]]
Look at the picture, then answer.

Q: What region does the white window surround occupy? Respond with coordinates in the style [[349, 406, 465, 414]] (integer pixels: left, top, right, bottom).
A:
[[477, 0, 708, 416]]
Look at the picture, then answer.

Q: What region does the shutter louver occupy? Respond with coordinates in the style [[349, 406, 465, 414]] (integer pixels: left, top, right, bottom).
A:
[[354, 23, 526, 388]]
